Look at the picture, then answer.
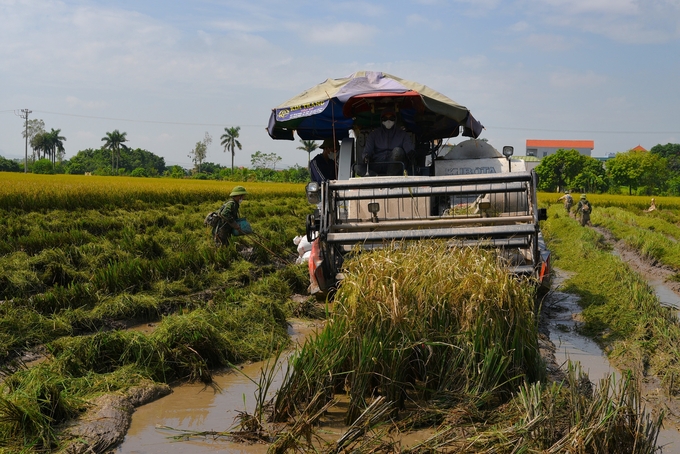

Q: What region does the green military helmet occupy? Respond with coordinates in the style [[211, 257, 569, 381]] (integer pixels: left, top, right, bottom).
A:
[[580, 194, 587, 199], [230, 186, 248, 197]]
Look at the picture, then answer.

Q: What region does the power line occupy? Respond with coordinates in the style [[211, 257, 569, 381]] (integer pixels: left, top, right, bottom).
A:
[[31, 110, 265, 128], [5, 109, 679, 135]]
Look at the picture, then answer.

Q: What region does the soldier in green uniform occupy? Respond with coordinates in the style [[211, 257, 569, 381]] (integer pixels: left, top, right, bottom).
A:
[[213, 186, 248, 246], [557, 190, 573, 215], [575, 193, 592, 227]]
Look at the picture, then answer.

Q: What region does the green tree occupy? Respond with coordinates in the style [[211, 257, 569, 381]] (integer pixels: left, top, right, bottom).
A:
[[650, 143, 680, 173], [188, 132, 212, 173], [30, 132, 50, 160], [167, 165, 186, 179], [31, 129, 66, 167], [22, 118, 45, 161], [534, 149, 586, 192], [101, 130, 129, 173], [0, 156, 21, 172], [131, 167, 148, 177], [606, 150, 667, 195], [251, 151, 282, 170], [572, 157, 607, 193], [32, 158, 54, 174], [297, 139, 318, 167], [220, 126, 242, 173], [46, 128, 66, 166]]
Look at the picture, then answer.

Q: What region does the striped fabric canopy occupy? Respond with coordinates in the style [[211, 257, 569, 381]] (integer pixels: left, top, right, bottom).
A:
[[267, 71, 484, 142]]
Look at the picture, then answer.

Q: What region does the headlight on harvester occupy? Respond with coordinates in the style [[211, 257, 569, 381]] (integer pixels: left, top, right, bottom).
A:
[[305, 181, 321, 204]]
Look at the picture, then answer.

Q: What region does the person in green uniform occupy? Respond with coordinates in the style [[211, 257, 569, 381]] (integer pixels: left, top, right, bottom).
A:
[[575, 193, 592, 227], [213, 186, 248, 246]]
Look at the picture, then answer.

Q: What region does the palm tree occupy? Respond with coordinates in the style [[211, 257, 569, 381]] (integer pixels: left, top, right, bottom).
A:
[[30, 132, 49, 160], [46, 129, 66, 166], [101, 130, 128, 173], [220, 126, 242, 173], [297, 139, 319, 167]]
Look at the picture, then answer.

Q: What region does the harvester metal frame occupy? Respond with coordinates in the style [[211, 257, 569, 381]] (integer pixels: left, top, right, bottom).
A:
[[307, 168, 549, 294]]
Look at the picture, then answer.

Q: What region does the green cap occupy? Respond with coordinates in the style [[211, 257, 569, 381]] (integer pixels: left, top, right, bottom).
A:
[[230, 186, 247, 197]]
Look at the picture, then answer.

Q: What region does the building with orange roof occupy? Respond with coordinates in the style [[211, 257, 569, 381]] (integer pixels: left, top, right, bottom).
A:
[[630, 145, 647, 152], [525, 139, 594, 158]]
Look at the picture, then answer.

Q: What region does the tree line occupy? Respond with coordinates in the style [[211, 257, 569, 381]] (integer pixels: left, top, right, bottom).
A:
[[535, 143, 680, 195], [2, 120, 312, 183]]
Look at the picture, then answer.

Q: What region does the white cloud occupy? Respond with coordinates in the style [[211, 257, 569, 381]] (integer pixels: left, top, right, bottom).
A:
[[331, 1, 386, 17], [535, 0, 638, 15], [549, 70, 607, 89], [529, 0, 680, 43], [510, 21, 530, 32], [406, 14, 428, 25], [1, 0, 678, 169], [457, 55, 490, 70], [524, 33, 573, 51], [302, 22, 378, 45], [65, 97, 108, 110]]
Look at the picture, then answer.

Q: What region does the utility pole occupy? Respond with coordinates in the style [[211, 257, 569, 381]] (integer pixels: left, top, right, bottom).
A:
[[15, 109, 32, 173]]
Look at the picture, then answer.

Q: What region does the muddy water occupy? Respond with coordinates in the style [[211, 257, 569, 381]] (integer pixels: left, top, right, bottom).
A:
[[545, 269, 680, 452], [610, 248, 680, 313], [116, 320, 323, 454], [648, 275, 680, 313], [544, 289, 613, 383]]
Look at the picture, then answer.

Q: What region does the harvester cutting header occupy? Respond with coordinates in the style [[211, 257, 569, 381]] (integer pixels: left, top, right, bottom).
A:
[[268, 71, 550, 295]]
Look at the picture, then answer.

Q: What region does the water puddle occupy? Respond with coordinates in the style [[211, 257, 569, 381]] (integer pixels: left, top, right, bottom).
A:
[[544, 290, 613, 383], [610, 248, 680, 313], [649, 276, 680, 313], [116, 319, 323, 454], [545, 268, 680, 452]]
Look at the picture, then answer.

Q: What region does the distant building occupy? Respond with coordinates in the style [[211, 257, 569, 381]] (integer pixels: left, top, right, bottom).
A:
[[595, 146, 646, 163], [526, 140, 594, 158], [514, 155, 541, 172]]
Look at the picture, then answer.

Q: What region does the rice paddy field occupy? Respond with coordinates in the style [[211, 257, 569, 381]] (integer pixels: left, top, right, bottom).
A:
[[537, 193, 680, 397], [0, 174, 677, 452], [0, 174, 314, 452]]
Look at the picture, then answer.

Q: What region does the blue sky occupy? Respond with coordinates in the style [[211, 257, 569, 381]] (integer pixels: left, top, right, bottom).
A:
[[1, 0, 679, 169]]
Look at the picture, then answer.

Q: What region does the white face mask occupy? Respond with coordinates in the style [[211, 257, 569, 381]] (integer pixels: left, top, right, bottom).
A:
[[328, 152, 337, 160], [382, 120, 395, 130]]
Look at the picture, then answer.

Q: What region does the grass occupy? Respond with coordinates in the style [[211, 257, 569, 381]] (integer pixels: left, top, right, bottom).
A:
[[539, 198, 680, 398], [0, 175, 314, 451], [275, 242, 542, 422], [259, 242, 660, 452], [0, 178, 669, 452]]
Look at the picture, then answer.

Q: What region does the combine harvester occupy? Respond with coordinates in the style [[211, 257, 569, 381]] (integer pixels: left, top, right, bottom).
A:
[[268, 71, 551, 296]]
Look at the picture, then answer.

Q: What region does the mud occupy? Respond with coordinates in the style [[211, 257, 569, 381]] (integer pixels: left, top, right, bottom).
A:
[[594, 226, 680, 308], [60, 383, 172, 454], [111, 318, 323, 453]]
